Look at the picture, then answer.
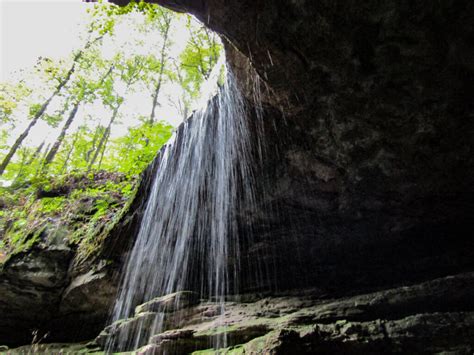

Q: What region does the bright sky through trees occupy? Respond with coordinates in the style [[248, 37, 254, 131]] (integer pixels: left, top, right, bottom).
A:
[[1, 0, 191, 128], [1, 0, 87, 82], [0, 0, 223, 184]]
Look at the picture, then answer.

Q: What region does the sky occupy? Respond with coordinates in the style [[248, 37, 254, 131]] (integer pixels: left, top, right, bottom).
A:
[[0, 0, 88, 82], [0, 1, 97, 148], [0, 0, 220, 151]]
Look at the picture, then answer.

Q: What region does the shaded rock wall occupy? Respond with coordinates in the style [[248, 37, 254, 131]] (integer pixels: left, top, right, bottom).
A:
[[0, 247, 73, 345], [130, 0, 474, 293]]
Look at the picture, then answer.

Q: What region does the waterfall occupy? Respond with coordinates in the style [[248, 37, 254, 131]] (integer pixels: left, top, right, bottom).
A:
[[105, 65, 260, 352]]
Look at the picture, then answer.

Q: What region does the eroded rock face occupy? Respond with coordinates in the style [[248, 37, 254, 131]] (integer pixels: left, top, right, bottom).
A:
[[0, 246, 73, 345], [0, 245, 119, 346], [84, 272, 474, 354], [125, 0, 474, 293]]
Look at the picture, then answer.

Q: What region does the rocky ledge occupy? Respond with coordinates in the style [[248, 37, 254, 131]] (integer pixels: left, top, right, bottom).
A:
[[7, 272, 473, 354]]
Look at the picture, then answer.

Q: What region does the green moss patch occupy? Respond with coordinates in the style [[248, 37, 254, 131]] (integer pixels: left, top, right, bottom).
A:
[[0, 171, 139, 264]]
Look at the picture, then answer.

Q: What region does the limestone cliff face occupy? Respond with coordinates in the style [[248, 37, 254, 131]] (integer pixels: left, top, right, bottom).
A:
[[130, 0, 474, 292]]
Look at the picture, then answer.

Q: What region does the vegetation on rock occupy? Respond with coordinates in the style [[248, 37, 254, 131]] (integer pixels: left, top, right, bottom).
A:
[[0, 0, 222, 264], [0, 171, 136, 263]]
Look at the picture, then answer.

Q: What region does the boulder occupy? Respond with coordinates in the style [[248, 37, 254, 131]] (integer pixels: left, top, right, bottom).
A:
[[135, 291, 200, 314], [0, 246, 73, 345]]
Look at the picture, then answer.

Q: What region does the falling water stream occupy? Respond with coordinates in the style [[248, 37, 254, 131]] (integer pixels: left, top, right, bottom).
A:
[[105, 63, 261, 352]]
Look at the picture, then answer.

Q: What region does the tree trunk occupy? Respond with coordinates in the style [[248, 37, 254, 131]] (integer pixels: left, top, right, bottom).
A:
[[86, 126, 102, 163], [0, 96, 52, 176], [60, 132, 80, 174], [149, 79, 161, 125], [12, 142, 44, 184], [41, 101, 81, 173], [27, 141, 45, 166], [34, 143, 51, 178], [149, 20, 171, 124], [97, 130, 111, 170], [12, 149, 28, 184], [87, 105, 120, 172]]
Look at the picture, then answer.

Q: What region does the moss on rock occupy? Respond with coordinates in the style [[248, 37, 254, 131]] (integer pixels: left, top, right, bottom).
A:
[[0, 171, 139, 265]]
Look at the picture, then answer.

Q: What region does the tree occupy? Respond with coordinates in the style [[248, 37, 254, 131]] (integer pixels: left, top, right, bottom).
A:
[[59, 125, 100, 173], [104, 117, 173, 175], [168, 18, 223, 120], [0, 1, 221, 183], [0, 82, 31, 124], [179, 19, 221, 95], [143, 7, 174, 124], [12, 142, 44, 184], [87, 54, 146, 172], [41, 101, 80, 172], [41, 63, 114, 173], [59, 130, 80, 174], [0, 36, 103, 176]]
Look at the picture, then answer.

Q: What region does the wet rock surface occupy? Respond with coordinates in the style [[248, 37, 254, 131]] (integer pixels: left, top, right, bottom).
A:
[[139, 0, 474, 294], [135, 291, 201, 314], [104, 272, 474, 353], [11, 272, 469, 354]]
